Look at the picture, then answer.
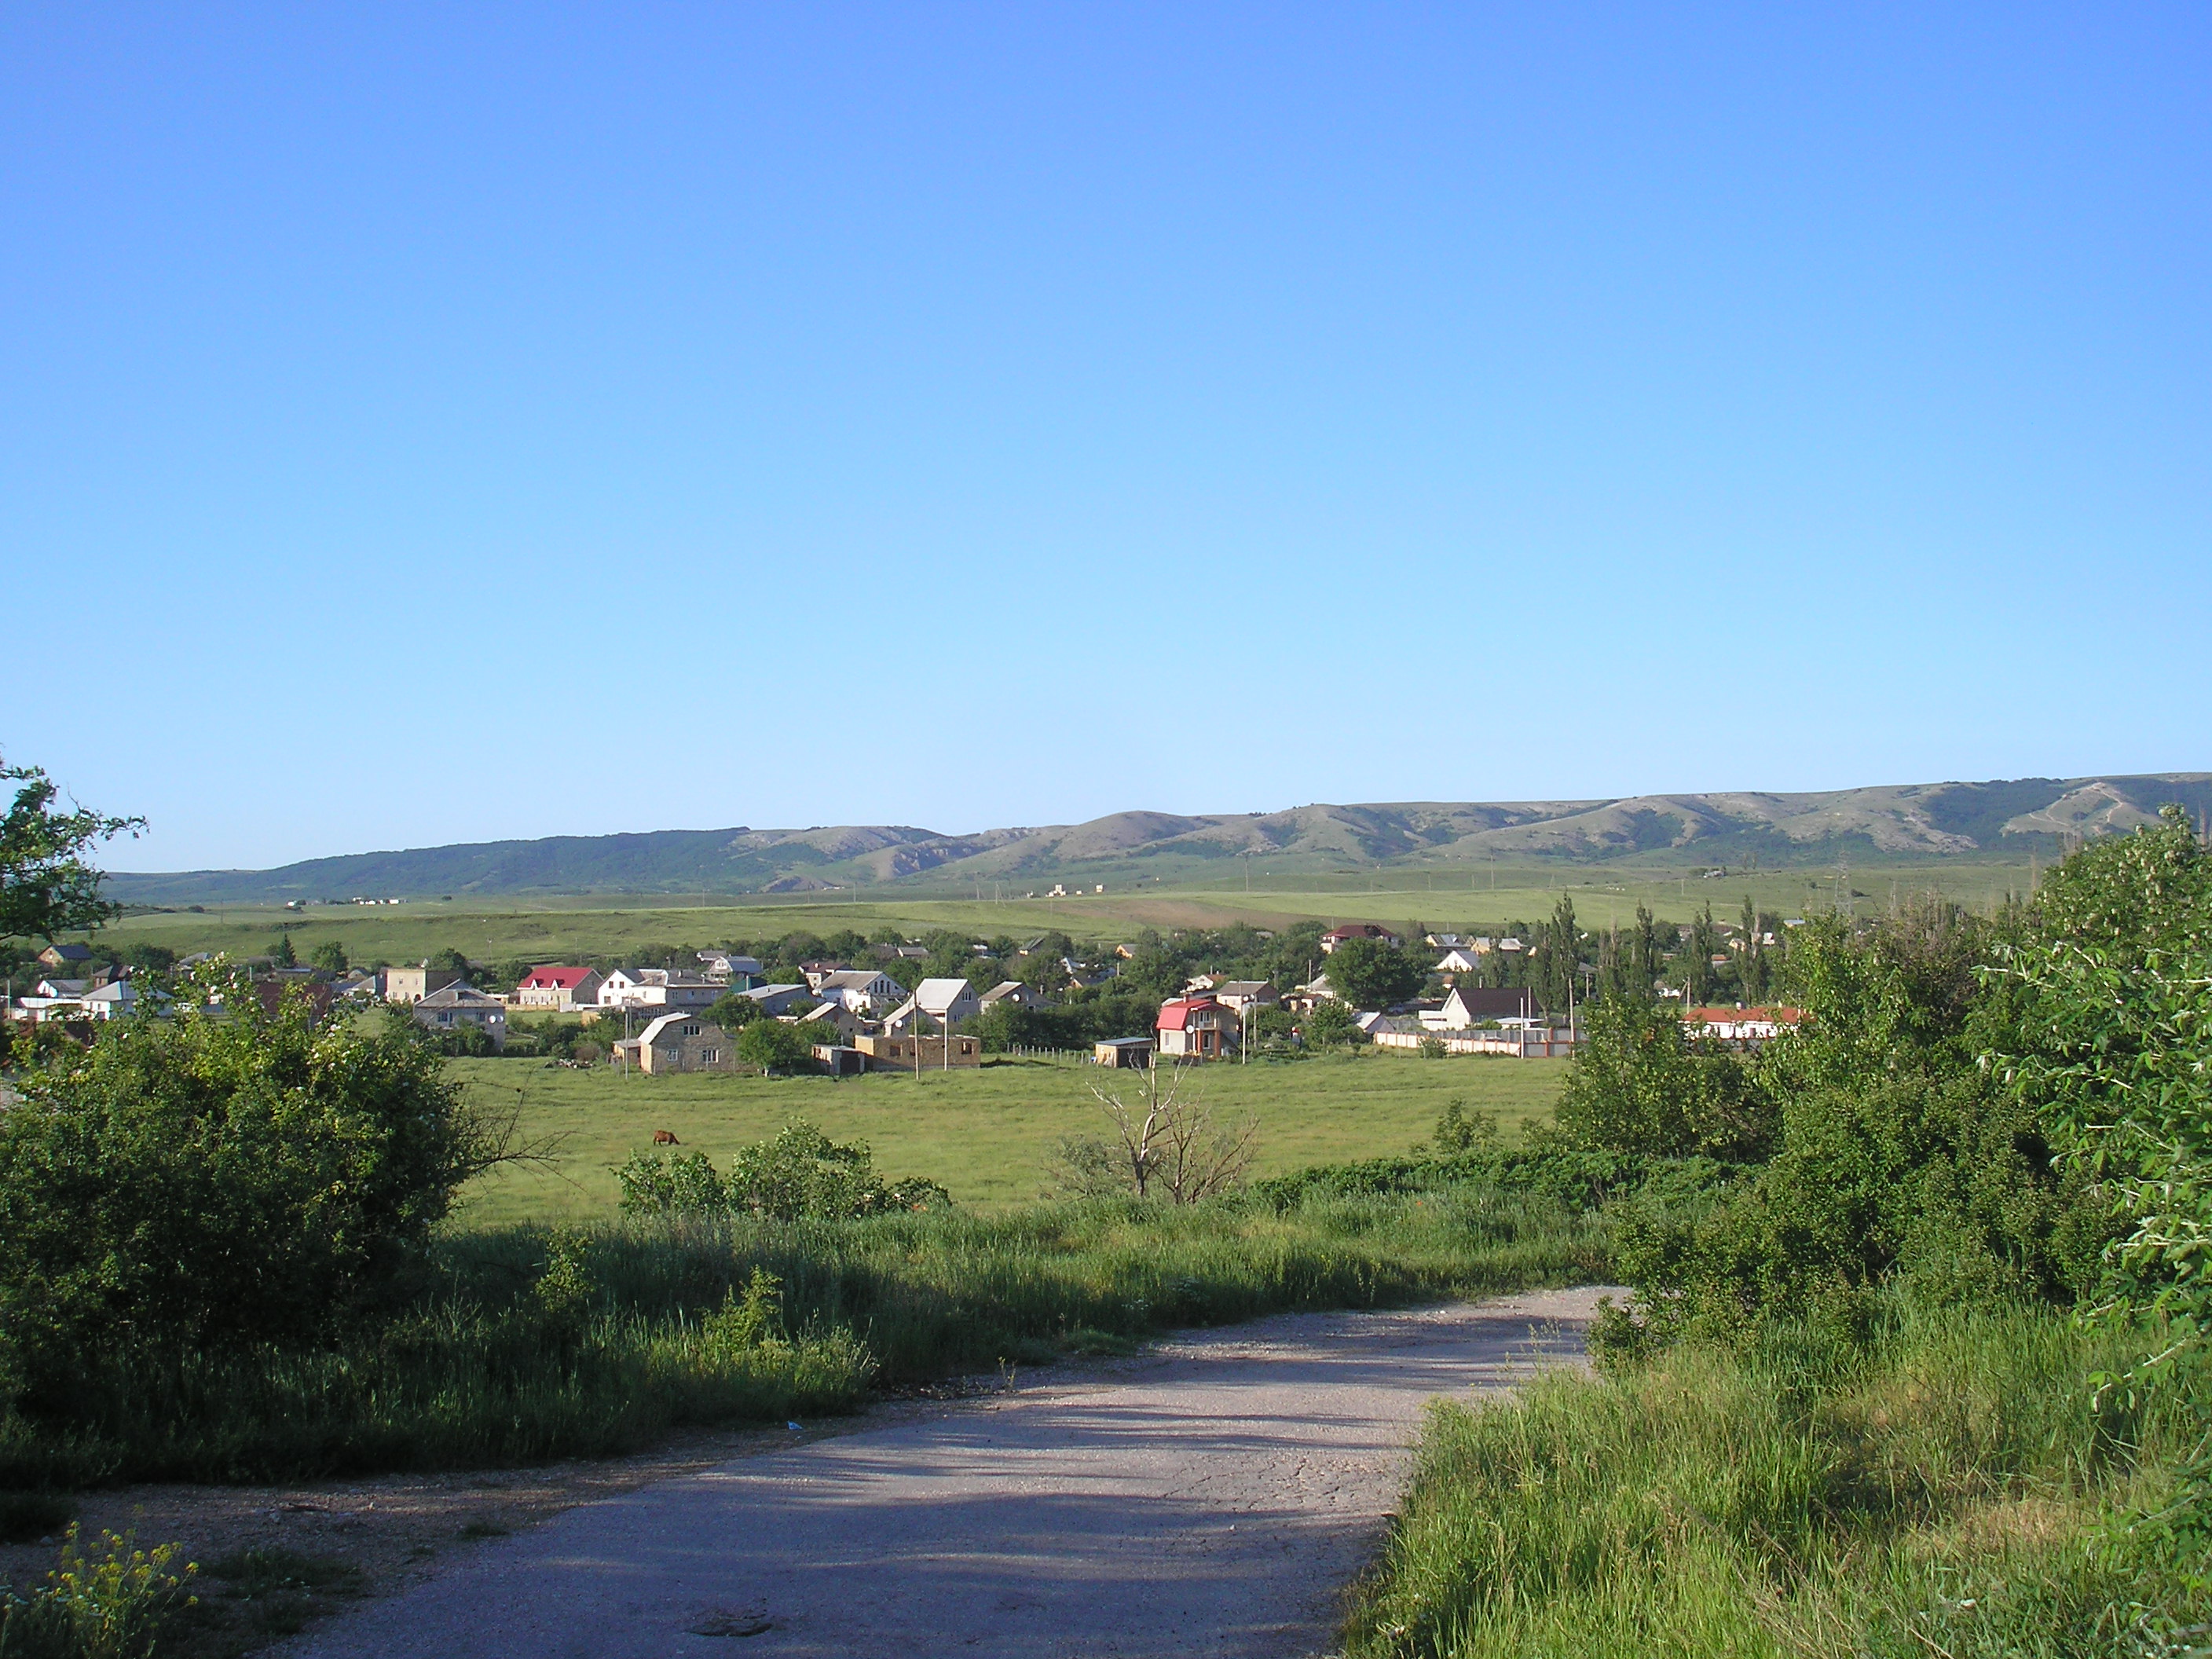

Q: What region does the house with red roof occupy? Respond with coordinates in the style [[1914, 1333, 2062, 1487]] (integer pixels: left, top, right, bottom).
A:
[[1155, 995, 1241, 1061], [515, 965, 605, 1012], [1680, 1005, 1804, 1047]]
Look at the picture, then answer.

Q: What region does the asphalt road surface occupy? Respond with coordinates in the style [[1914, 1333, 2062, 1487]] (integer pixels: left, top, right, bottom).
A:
[[285, 1288, 1612, 1659]]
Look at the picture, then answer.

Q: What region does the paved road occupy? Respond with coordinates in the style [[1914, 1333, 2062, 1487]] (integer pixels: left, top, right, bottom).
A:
[[287, 1288, 1610, 1659]]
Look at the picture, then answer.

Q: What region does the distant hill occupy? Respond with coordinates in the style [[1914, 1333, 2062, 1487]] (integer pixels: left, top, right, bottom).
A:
[[104, 774, 2212, 906]]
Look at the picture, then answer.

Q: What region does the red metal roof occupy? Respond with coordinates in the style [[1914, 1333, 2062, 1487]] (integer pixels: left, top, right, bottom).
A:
[[1155, 996, 1223, 1031], [1323, 924, 1397, 941], [520, 966, 595, 989]]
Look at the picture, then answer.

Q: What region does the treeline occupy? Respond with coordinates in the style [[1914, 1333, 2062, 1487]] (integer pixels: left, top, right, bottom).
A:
[[1342, 806, 2212, 1657]]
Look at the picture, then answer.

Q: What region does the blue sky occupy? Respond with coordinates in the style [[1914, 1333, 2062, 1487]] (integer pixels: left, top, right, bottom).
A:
[[5, 4, 2207, 870]]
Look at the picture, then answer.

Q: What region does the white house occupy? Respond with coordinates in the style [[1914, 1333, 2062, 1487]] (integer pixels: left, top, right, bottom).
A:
[[698, 951, 764, 987], [1434, 947, 1486, 976], [515, 966, 605, 1011], [598, 969, 720, 1012], [978, 980, 1043, 1012], [883, 978, 982, 1033], [811, 969, 907, 1014]]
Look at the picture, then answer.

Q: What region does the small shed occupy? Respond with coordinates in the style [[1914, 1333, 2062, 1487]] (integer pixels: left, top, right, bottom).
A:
[[1093, 1036, 1155, 1068]]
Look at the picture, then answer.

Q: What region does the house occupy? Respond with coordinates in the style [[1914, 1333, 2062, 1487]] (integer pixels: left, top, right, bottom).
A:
[[19, 980, 137, 1022], [1352, 1009, 1394, 1036], [1182, 972, 1222, 994], [410, 983, 507, 1050], [1320, 925, 1401, 954], [882, 978, 982, 1033], [854, 1031, 983, 1068], [382, 965, 462, 1004], [1210, 980, 1277, 1013], [1093, 1036, 1155, 1068], [1283, 973, 1337, 1013], [798, 961, 851, 991], [35, 943, 93, 971], [514, 966, 605, 1011], [979, 980, 1043, 1012], [1425, 933, 1470, 949], [597, 969, 720, 1011], [631, 1013, 735, 1075], [811, 969, 907, 1013], [254, 972, 335, 1020], [799, 1000, 865, 1043], [1425, 984, 1540, 1029], [698, 951, 764, 987], [743, 983, 811, 1017], [1155, 996, 1240, 1061], [1682, 1005, 1805, 1047], [1434, 947, 1487, 976]]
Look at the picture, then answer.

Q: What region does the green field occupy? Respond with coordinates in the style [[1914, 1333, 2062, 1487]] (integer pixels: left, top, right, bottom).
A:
[[449, 1050, 1569, 1226], [97, 859, 2038, 967]]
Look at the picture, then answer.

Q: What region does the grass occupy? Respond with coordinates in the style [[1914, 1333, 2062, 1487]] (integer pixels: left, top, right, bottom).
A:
[[450, 1049, 1571, 1224], [93, 859, 2040, 968], [0, 1187, 1610, 1489], [1343, 1300, 2212, 1658]]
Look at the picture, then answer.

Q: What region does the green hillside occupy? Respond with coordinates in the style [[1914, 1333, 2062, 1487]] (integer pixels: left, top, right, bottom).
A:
[[101, 773, 2212, 906]]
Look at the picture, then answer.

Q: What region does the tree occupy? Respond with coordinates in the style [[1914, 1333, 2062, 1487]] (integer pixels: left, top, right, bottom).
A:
[[310, 939, 349, 975], [1555, 996, 1773, 1159], [736, 1018, 813, 1075], [0, 756, 143, 944], [428, 947, 472, 980], [706, 992, 766, 1033], [1300, 998, 1367, 1048], [1325, 936, 1423, 1009], [1086, 1064, 1257, 1203], [0, 984, 511, 1406], [270, 931, 298, 968]]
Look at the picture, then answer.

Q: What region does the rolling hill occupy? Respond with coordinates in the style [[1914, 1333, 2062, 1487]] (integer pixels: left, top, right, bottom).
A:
[[104, 774, 2212, 906]]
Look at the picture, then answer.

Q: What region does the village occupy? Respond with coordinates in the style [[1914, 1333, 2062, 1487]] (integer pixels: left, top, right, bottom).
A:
[[1, 917, 1803, 1076]]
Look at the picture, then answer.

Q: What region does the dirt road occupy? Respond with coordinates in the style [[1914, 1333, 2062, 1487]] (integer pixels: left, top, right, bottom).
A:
[[285, 1287, 1612, 1658]]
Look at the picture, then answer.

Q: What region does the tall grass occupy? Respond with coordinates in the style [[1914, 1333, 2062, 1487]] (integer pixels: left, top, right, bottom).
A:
[[3, 1186, 1608, 1489], [1345, 1299, 2212, 1657]]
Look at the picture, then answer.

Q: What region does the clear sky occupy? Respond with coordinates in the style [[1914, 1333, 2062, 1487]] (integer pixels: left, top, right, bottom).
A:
[[5, 4, 2207, 871]]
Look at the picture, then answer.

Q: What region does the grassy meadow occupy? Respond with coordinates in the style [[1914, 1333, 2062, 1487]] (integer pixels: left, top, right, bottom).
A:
[[94, 858, 2041, 969], [451, 1050, 1570, 1225]]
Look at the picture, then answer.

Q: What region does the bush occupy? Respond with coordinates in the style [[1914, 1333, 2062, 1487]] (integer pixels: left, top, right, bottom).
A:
[[0, 1525, 197, 1659], [617, 1122, 953, 1221], [0, 987, 503, 1421], [735, 1019, 812, 1075]]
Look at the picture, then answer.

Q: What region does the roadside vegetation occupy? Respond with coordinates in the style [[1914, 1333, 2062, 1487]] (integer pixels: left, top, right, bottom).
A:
[[1344, 807, 2212, 1656]]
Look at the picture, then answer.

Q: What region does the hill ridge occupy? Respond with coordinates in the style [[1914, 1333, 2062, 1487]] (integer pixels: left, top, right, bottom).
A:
[[104, 774, 2212, 906]]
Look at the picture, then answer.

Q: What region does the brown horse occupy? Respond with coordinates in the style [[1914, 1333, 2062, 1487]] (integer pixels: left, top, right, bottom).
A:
[[652, 1129, 681, 1146]]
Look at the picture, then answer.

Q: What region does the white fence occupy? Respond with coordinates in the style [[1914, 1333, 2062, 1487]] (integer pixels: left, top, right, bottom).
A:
[[1372, 1027, 1580, 1059]]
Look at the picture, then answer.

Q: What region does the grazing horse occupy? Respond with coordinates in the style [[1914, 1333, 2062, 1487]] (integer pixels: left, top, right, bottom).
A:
[[652, 1129, 681, 1146]]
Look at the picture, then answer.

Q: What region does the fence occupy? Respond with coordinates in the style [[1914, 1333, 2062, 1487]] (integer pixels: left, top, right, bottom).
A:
[[1372, 1027, 1581, 1059]]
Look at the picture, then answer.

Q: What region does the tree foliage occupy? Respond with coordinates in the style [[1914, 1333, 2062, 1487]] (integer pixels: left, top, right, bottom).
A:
[[1324, 937, 1425, 1010], [0, 980, 504, 1413], [0, 756, 143, 944], [615, 1121, 950, 1219]]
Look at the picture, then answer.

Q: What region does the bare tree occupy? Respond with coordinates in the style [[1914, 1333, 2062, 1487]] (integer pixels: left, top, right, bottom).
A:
[[1086, 1062, 1258, 1203]]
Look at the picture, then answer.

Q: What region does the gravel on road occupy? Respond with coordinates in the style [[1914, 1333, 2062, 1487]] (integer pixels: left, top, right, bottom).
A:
[[284, 1287, 1615, 1659]]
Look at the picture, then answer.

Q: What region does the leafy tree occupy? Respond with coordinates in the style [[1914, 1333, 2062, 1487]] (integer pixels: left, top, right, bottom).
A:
[[0, 756, 143, 944], [427, 947, 472, 980], [737, 1018, 813, 1075], [0, 986, 504, 1409], [706, 992, 767, 1033], [1555, 997, 1772, 1159], [270, 931, 298, 969], [1300, 998, 1367, 1048], [309, 939, 349, 975], [1324, 937, 1423, 1009]]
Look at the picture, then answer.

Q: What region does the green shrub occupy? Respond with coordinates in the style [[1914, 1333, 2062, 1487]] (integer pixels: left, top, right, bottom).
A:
[[617, 1121, 953, 1221], [0, 989, 504, 1419]]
